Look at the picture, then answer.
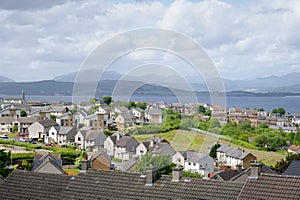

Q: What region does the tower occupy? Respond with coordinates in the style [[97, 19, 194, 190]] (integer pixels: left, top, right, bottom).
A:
[[22, 90, 25, 101]]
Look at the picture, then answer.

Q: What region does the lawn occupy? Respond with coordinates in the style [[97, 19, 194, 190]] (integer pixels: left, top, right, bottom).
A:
[[133, 130, 286, 166]]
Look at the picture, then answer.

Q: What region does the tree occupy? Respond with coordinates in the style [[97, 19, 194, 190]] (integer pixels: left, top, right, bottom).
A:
[[137, 102, 147, 110], [20, 110, 27, 117], [50, 115, 56, 121], [127, 101, 137, 109], [135, 153, 170, 174], [275, 153, 300, 174], [209, 143, 221, 158], [0, 150, 11, 168], [102, 96, 112, 105], [89, 98, 98, 104], [12, 124, 18, 133], [272, 107, 286, 116], [253, 131, 286, 150], [198, 105, 206, 113]]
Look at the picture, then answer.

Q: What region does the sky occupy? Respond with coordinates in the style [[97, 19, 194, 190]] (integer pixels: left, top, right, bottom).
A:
[[0, 0, 300, 82]]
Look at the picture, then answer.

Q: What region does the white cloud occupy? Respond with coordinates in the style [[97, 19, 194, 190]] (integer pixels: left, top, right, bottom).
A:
[[0, 0, 299, 81]]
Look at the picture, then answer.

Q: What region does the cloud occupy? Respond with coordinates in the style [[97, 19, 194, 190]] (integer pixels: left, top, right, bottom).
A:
[[0, 0, 299, 81]]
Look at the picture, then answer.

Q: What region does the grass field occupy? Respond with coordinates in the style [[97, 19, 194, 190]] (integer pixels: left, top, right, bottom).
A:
[[132, 130, 286, 166]]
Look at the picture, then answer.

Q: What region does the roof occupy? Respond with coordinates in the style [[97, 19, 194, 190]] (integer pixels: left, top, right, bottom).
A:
[[18, 116, 38, 124], [179, 150, 213, 165], [119, 112, 135, 120], [149, 142, 171, 154], [37, 119, 58, 127], [214, 170, 245, 181], [282, 160, 300, 176], [62, 169, 244, 200], [0, 170, 70, 200], [147, 108, 162, 115], [0, 117, 15, 123], [115, 136, 137, 147], [217, 144, 254, 160], [0, 169, 244, 200], [32, 153, 63, 172], [86, 130, 106, 141], [237, 174, 300, 199], [91, 151, 111, 162], [288, 145, 300, 151]]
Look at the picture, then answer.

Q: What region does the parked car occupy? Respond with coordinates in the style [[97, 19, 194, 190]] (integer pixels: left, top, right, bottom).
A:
[[29, 139, 37, 144], [0, 134, 8, 139], [45, 143, 53, 147], [19, 137, 27, 142]]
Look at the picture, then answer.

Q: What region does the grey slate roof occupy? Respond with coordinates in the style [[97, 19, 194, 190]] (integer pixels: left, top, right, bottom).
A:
[[17, 117, 39, 124], [86, 130, 106, 141], [217, 144, 253, 160], [0, 117, 15, 124], [213, 170, 245, 181], [115, 136, 137, 147], [282, 160, 300, 176], [62, 169, 244, 200], [37, 119, 58, 128], [32, 153, 63, 171], [237, 174, 300, 199], [0, 170, 70, 200]]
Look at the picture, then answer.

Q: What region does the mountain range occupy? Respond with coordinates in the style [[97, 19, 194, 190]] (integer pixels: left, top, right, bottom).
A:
[[1, 71, 300, 97]]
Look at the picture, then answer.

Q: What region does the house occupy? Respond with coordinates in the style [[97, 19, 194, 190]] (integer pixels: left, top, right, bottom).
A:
[[16, 117, 39, 133], [282, 160, 300, 176], [213, 162, 276, 183], [57, 126, 77, 146], [114, 135, 139, 160], [136, 137, 175, 158], [47, 126, 77, 145], [90, 151, 111, 171], [75, 127, 106, 152], [145, 108, 163, 124], [104, 133, 124, 157], [216, 144, 257, 169], [172, 150, 214, 176], [114, 106, 129, 114], [115, 112, 135, 128], [0, 108, 21, 118], [131, 107, 145, 119], [287, 145, 300, 154], [28, 119, 59, 140], [84, 113, 107, 129], [32, 153, 65, 174], [27, 109, 51, 120], [76, 107, 89, 126], [49, 106, 69, 117], [211, 105, 227, 125], [98, 105, 112, 116], [56, 112, 77, 127], [0, 117, 15, 132]]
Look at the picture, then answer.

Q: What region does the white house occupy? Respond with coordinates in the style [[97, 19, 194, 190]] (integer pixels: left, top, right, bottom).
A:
[[75, 127, 106, 152], [114, 136, 139, 161], [28, 119, 59, 140], [172, 150, 214, 176], [216, 144, 257, 169]]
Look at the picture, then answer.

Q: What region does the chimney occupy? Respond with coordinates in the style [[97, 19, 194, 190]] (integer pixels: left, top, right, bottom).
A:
[[145, 166, 157, 186], [203, 168, 210, 180], [81, 160, 91, 173], [250, 161, 262, 179], [172, 167, 183, 182]]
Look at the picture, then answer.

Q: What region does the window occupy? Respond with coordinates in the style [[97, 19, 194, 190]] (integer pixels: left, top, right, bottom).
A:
[[194, 163, 196, 166], [52, 132, 55, 135], [188, 162, 191, 165], [78, 137, 81, 141], [140, 150, 144, 154]]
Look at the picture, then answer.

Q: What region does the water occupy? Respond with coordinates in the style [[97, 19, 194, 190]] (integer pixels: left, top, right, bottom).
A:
[[2, 94, 300, 114]]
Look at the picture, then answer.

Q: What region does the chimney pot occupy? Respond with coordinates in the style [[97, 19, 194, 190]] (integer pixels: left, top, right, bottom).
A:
[[172, 167, 183, 182], [146, 166, 157, 186]]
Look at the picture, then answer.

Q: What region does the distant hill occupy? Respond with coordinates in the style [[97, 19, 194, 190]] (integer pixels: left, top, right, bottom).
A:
[[0, 75, 15, 82], [54, 70, 121, 82]]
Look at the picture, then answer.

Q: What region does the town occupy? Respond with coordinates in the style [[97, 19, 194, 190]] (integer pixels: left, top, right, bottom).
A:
[[0, 92, 300, 199]]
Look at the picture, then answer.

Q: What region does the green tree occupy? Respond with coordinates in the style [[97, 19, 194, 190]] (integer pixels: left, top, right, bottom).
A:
[[89, 98, 98, 104], [136, 102, 147, 110], [198, 105, 206, 113], [272, 107, 286, 116], [20, 110, 27, 117], [293, 131, 300, 145], [275, 153, 300, 174], [12, 124, 18, 133], [0, 150, 11, 168], [102, 96, 112, 105], [127, 101, 137, 109], [253, 131, 286, 150], [209, 143, 221, 158], [50, 115, 56, 121], [135, 153, 170, 174], [17, 160, 32, 171]]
